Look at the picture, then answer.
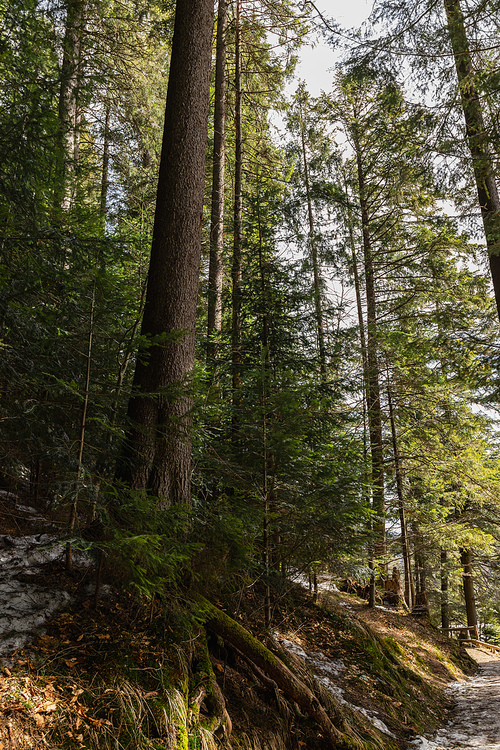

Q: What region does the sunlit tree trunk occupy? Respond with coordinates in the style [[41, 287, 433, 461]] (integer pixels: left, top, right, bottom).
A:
[[57, 0, 85, 213], [231, 0, 243, 433], [352, 129, 386, 570], [344, 195, 376, 606], [100, 100, 111, 223], [461, 548, 478, 637], [441, 549, 449, 631], [387, 378, 413, 609], [207, 0, 227, 366], [299, 106, 327, 379]]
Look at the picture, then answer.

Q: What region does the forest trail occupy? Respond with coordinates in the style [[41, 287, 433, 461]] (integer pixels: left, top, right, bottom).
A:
[[415, 647, 500, 750]]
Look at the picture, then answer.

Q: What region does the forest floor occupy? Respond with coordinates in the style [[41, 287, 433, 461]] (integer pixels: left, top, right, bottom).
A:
[[0, 493, 486, 750]]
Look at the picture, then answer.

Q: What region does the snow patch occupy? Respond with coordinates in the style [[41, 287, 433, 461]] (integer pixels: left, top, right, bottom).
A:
[[0, 532, 93, 660], [275, 633, 394, 738], [410, 738, 441, 750]]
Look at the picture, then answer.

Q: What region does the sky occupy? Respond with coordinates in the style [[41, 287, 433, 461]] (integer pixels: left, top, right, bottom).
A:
[[295, 0, 373, 95]]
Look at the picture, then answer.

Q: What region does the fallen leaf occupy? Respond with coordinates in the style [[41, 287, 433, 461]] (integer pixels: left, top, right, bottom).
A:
[[34, 714, 46, 727], [35, 702, 57, 713]]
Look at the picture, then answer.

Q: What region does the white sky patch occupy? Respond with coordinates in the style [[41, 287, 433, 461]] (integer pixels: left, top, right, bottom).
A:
[[293, 0, 374, 96]]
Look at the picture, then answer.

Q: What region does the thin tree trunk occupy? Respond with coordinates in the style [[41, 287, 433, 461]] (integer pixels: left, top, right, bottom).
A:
[[352, 130, 386, 568], [117, 0, 214, 505], [257, 175, 272, 627], [386, 376, 413, 609], [231, 0, 243, 434], [345, 197, 376, 607], [109, 281, 147, 435], [299, 109, 327, 379], [441, 549, 449, 631], [66, 281, 95, 571], [443, 0, 500, 320], [57, 0, 85, 213], [100, 100, 111, 221], [207, 0, 227, 365]]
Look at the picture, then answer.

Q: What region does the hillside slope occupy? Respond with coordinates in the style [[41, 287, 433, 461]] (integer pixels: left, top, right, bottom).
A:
[[0, 549, 476, 750]]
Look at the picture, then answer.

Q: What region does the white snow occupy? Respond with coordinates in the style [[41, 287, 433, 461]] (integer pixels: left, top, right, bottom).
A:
[[0, 533, 92, 661], [275, 633, 395, 737]]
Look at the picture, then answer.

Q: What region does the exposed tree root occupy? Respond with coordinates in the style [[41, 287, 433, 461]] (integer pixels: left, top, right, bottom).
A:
[[196, 595, 360, 750], [190, 626, 232, 739]]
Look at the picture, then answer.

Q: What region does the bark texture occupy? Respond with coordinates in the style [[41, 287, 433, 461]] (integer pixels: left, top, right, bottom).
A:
[[231, 0, 243, 429], [57, 0, 85, 212], [207, 0, 227, 363], [300, 110, 327, 379], [387, 380, 413, 609], [443, 0, 500, 320], [460, 548, 478, 634], [441, 549, 449, 631], [117, 0, 214, 505]]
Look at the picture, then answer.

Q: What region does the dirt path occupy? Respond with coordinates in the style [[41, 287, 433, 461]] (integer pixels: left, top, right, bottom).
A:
[[413, 647, 500, 750]]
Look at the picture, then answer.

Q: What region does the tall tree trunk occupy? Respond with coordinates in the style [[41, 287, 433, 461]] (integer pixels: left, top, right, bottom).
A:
[[299, 108, 327, 379], [117, 0, 215, 505], [257, 174, 272, 627], [441, 549, 449, 631], [460, 548, 478, 636], [386, 377, 413, 609], [100, 100, 111, 222], [207, 0, 227, 365], [344, 195, 375, 606], [57, 0, 85, 213], [443, 0, 500, 320], [66, 281, 95, 571], [352, 130, 386, 569], [231, 0, 243, 433]]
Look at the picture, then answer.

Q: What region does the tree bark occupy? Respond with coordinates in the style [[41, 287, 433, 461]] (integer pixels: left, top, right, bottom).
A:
[[346, 199, 376, 607], [256, 176, 272, 627], [443, 0, 500, 321], [117, 0, 215, 505], [460, 548, 478, 636], [231, 0, 243, 434], [441, 549, 449, 631], [299, 106, 327, 379], [387, 377, 413, 609], [207, 0, 227, 365], [57, 0, 85, 213], [352, 129, 386, 568], [100, 100, 111, 222]]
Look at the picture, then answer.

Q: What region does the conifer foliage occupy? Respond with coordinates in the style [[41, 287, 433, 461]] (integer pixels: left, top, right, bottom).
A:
[[1, 0, 500, 638]]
